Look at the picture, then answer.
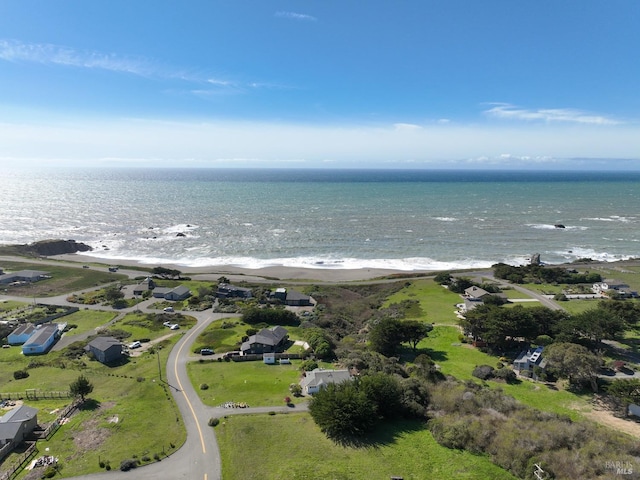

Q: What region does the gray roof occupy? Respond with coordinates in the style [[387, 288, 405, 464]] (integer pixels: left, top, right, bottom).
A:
[[0, 270, 48, 282], [464, 286, 490, 298], [10, 323, 36, 337], [0, 405, 38, 424], [23, 324, 59, 347], [86, 336, 122, 352], [168, 285, 190, 296], [241, 326, 288, 351], [300, 369, 352, 390]]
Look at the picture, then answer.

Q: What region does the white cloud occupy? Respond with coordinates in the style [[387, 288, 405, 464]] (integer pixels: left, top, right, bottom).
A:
[[393, 123, 422, 131], [484, 103, 622, 126], [0, 39, 152, 76], [275, 11, 317, 21]]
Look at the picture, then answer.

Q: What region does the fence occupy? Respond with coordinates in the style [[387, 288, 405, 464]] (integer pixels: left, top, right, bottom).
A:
[[0, 443, 37, 480], [232, 352, 306, 362], [0, 391, 71, 401], [41, 399, 81, 440]]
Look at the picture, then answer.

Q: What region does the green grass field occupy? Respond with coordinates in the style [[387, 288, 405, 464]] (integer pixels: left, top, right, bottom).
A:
[[4, 336, 185, 478], [217, 413, 516, 480], [62, 309, 118, 335], [383, 279, 461, 325], [0, 260, 126, 297], [187, 359, 324, 407], [419, 326, 590, 418]]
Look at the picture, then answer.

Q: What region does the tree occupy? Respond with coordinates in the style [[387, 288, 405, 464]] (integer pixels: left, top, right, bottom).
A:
[[401, 320, 433, 352], [544, 343, 601, 392], [308, 381, 376, 439], [104, 286, 124, 302], [606, 379, 640, 413], [369, 317, 404, 356], [70, 375, 94, 402], [559, 308, 625, 346]]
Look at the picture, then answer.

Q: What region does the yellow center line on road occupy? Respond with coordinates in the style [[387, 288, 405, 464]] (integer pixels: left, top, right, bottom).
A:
[[173, 319, 208, 454]]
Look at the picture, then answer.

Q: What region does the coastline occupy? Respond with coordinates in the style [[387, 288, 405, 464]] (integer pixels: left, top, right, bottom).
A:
[[52, 252, 431, 282]]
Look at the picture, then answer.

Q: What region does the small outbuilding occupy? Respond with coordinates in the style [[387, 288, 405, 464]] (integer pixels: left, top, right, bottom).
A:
[[0, 405, 38, 457]]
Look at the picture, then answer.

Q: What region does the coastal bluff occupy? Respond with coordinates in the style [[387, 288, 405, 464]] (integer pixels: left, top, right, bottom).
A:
[[7, 239, 93, 257]]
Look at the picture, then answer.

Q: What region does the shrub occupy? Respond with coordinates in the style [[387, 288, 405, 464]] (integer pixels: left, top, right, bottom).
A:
[[119, 459, 138, 471], [13, 370, 29, 380], [200, 383, 209, 390], [141, 455, 151, 462], [208, 417, 220, 427], [493, 368, 517, 383], [472, 365, 495, 380], [41, 466, 57, 478]]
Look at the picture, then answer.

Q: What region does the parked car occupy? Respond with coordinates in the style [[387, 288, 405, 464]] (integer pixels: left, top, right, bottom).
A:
[[163, 321, 172, 327], [128, 341, 141, 349], [170, 324, 179, 330], [200, 348, 214, 355], [163, 307, 174, 313]]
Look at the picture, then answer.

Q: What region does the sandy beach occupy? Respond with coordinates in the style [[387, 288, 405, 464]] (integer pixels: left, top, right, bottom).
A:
[[52, 252, 433, 282]]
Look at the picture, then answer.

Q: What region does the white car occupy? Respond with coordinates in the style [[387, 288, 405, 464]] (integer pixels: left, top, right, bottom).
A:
[[170, 324, 180, 330], [163, 321, 172, 327], [128, 341, 141, 349], [163, 307, 174, 312]]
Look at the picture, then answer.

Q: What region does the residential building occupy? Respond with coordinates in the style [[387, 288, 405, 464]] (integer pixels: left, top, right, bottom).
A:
[[85, 336, 124, 364], [21, 324, 61, 355], [216, 283, 253, 299], [513, 346, 546, 379], [7, 324, 37, 345], [240, 326, 288, 355], [299, 368, 353, 395]]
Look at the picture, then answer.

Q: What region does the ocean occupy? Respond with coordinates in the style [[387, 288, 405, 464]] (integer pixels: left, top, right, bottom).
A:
[[1, 168, 639, 271]]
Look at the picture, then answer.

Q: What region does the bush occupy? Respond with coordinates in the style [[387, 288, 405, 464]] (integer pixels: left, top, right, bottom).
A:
[[472, 365, 495, 380], [200, 383, 209, 390], [119, 459, 138, 471], [493, 368, 517, 383], [13, 370, 29, 380], [208, 417, 219, 427], [41, 465, 57, 478]]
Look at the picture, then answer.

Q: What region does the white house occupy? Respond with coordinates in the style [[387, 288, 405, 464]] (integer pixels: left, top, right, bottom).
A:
[[299, 368, 352, 395]]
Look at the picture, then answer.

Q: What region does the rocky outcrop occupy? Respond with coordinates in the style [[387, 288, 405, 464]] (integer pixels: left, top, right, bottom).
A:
[[530, 253, 541, 265], [17, 239, 93, 257]]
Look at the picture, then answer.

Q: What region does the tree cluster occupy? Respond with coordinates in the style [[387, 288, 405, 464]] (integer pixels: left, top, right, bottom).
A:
[[304, 328, 335, 360], [492, 263, 602, 284], [460, 301, 631, 352], [241, 307, 299, 326], [308, 372, 430, 441], [152, 266, 183, 279], [368, 317, 433, 356]]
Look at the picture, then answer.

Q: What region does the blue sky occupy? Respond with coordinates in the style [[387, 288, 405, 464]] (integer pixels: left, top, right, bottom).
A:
[[1, 1, 639, 169]]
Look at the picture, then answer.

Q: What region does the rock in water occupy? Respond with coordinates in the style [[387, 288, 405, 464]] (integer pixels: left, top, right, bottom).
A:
[[530, 253, 541, 265], [25, 239, 93, 256]]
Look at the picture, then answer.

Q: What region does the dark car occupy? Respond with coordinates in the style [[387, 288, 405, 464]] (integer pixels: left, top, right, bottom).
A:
[[200, 348, 214, 355]]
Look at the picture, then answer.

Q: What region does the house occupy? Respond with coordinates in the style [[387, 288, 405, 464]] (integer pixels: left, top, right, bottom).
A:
[[0, 270, 49, 284], [240, 326, 288, 355], [133, 277, 156, 295], [271, 288, 313, 306], [21, 324, 61, 355], [299, 368, 353, 395], [0, 405, 38, 457], [165, 285, 191, 301], [152, 287, 172, 298], [513, 346, 546, 379], [216, 283, 253, 299], [7, 324, 37, 345], [85, 336, 124, 364], [464, 286, 491, 299], [592, 280, 638, 298]]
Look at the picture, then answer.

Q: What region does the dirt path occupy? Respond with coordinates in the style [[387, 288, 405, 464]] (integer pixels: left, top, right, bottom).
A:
[[572, 399, 640, 438]]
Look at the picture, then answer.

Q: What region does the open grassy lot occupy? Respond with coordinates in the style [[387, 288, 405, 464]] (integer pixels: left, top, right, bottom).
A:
[[61, 309, 118, 336], [419, 326, 590, 418], [217, 413, 516, 480], [0, 300, 28, 312], [0, 260, 126, 297], [3, 336, 185, 478], [555, 298, 601, 314], [191, 317, 246, 354], [187, 359, 326, 407], [383, 279, 460, 325]]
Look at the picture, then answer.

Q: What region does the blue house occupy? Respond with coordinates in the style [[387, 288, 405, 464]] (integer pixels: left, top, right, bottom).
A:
[[21, 324, 61, 355], [7, 324, 37, 345]]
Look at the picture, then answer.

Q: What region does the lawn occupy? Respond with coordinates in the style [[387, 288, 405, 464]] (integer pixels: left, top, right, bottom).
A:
[[419, 326, 590, 418], [4, 336, 186, 478], [217, 413, 516, 480], [383, 279, 461, 325], [62, 309, 118, 336], [187, 359, 321, 407], [0, 260, 126, 297], [191, 317, 246, 354]]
